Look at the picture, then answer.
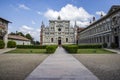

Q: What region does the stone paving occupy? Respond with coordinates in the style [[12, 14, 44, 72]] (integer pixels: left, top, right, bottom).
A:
[[0, 48, 16, 54], [104, 48, 120, 54], [26, 47, 99, 80]]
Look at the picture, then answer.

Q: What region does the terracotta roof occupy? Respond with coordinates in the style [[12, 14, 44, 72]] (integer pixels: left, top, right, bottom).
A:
[[77, 27, 85, 32], [8, 34, 30, 41], [78, 27, 84, 31], [0, 17, 12, 23]]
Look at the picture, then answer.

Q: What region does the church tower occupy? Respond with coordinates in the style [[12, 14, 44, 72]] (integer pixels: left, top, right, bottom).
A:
[[40, 21, 45, 45], [74, 21, 79, 44]]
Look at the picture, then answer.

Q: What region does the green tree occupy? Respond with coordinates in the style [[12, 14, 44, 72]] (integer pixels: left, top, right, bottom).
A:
[[17, 32, 25, 37], [9, 32, 16, 35], [25, 33, 34, 44]]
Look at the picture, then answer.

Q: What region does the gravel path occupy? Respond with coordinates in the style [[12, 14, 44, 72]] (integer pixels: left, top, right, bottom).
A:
[[0, 54, 49, 80], [73, 54, 120, 80]]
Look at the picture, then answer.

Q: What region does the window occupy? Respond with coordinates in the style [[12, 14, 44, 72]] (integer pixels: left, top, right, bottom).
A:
[[51, 38, 53, 42], [58, 28, 61, 31], [66, 38, 68, 42]]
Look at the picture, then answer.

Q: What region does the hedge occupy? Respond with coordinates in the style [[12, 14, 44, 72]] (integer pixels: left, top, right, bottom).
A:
[[78, 44, 102, 49], [103, 43, 107, 48], [62, 45, 78, 53], [46, 45, 58, 53], [17, 45, 46, 49], [110, 43, 117, 49], [0, 40, 5, 49], [7, 41, 16, 48]]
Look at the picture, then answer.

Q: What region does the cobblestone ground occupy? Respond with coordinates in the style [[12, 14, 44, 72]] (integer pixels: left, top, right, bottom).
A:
[[73, 54, 120, 80], [0, 54, 49, 80]]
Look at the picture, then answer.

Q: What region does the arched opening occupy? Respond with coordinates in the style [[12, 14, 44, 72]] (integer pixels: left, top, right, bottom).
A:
[[58, 28, 61, 31], [51, 38, 53, 42], [58, 37, 61, 45], [66, 38, 68, 42]]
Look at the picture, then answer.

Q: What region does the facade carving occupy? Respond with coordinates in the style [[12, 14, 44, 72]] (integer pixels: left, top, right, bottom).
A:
[[40, 16, 77, 45], [78, 5, 120, 48]]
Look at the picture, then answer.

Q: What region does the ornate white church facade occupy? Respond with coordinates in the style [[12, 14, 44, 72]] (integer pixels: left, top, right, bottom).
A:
[[40, 16, 77, 45]]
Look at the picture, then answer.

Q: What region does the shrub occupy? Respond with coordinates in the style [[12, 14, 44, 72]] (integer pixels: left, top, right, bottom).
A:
[[7, 41, 16, 48], [103, 43, 108, 48], [110, 43, 117, 49], [17, 45, 46, 49], [78, 44, 102, 49], [46, 45, 58, 53], [0, 40, 5, 49], [62, 45, 78, 53]]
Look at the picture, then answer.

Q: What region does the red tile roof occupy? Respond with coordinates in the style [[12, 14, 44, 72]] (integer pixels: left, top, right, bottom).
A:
[[77, 27, 84, 31], [8, 34, 30, 41]]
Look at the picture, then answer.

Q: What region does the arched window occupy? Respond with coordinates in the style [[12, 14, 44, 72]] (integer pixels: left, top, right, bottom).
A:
[[51, 38, 53, 42], [66, 38, 68, 42], [58, 28, 61, 31]]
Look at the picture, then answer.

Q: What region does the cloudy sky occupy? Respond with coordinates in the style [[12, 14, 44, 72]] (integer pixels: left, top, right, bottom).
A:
[[0, 0, 120, 41]]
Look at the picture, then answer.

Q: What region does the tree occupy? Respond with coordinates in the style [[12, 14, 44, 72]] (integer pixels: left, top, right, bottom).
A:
[[17, 32, 25, 37], [9, 31, 25, 37], [9, 32, 16, 35], [25, 34, 33, 40], [25, 33, 34, 44], [34, 41, 40, 45]]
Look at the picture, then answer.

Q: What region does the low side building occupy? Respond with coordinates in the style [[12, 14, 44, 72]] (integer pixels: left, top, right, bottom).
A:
[[0, 17, 11, 48], [78, 5, 120, 48], [8, 35, 31, 45]]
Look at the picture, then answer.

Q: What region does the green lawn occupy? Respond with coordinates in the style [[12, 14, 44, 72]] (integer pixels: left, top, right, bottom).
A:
[[77, 49, 115, 54], [6, 49, 46, 54]]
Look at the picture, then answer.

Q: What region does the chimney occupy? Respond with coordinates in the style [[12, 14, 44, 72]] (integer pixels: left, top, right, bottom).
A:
[[93, 17, 95, 22], [100, 12, 103, 17]]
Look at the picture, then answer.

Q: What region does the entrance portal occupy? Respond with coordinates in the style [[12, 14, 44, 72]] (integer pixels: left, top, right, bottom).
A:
[[114, 36, 119, 48], [58, 37, 61, 45], [58, 40, 61, 45]]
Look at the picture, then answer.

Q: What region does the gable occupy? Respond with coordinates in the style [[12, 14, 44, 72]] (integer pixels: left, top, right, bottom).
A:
[[108, 5, 120, 14]]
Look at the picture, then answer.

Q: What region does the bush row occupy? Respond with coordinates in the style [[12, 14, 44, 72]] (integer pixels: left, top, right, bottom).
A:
[[46, 45, 58, 53], [7, 41, 16, 48], [78, 44, 102, 49], [0, 40, 5, 49], [17, 45, 46, 49], [0, 40, 17, 49], [62, 45, 78, 53]]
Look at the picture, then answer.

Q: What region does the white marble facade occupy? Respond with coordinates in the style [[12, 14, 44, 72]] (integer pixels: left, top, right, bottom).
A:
[[40, 16, 77, 45]]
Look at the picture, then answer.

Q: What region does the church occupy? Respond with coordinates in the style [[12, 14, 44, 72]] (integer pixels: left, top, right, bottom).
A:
[[40, 16, 77, 45]]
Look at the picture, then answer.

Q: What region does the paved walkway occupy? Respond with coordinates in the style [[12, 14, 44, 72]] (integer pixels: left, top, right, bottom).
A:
[[104, 48, 120, 54], [0, 48, 16, 54], [26, 47, 99, 80]]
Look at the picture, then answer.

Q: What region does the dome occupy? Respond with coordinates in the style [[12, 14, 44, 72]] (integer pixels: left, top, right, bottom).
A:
[[57, 16, 61, 20]]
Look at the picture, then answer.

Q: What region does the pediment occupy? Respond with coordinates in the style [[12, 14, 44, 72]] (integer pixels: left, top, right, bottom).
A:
[[108, 5, 120, 14]]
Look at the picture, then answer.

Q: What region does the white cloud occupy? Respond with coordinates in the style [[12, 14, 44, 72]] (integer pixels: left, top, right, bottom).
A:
[[19, 25, 40, 41], [37, 11, 43, 15], [21, 25, 33, 30], [32, 20, 36, 24], [18, 4, 30, 10], [44, 4, 93, 27], [96, 11, 106, 16]]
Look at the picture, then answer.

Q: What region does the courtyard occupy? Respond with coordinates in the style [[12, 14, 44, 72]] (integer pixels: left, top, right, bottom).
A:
[[0, 47, 120, 80], [0, 1, 120, 80]]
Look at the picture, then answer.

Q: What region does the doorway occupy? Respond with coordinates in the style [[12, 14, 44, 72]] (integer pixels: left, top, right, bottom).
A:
[[114, 36, 119, 48], [58, 37, 61, 45]]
